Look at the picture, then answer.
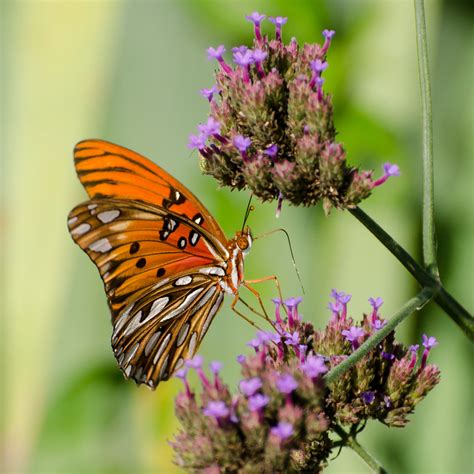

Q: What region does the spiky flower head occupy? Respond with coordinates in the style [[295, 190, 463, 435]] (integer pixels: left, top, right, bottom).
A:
[[171, 292, 440, 471], [190, 13, 399, 215]]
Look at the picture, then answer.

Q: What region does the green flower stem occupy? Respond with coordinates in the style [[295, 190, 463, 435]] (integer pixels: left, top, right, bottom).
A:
[[333, 425, 387, 474], [350, 206, 474, 340], [325, 288, 434, 385], [415, 0, 438, 277]]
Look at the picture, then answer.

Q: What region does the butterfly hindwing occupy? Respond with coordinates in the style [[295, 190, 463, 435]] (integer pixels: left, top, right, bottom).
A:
[[111, 271, 225, 388]]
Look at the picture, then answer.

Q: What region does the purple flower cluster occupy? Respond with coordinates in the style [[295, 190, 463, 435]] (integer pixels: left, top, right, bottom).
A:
[[171, 298, 332, 472], [314, 290, 440, 427], [171, 292, 440, 471], [189, 12, 400, 215]]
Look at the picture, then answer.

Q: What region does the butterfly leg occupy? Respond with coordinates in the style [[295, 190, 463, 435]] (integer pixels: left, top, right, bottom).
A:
[[244, 275, 285, 306], [230, 294, 265, 331], [242, 277, 285, 331]]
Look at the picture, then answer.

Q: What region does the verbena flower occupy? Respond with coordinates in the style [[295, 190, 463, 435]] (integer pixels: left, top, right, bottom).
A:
[[171, 291, 440, 471], [191, 12, 400, 215]]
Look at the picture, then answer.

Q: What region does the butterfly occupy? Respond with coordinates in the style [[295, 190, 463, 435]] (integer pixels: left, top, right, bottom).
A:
[[68, 139, 253, 389]]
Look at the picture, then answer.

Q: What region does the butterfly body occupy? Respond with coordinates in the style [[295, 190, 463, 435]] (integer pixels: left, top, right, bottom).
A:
[[68, 139, 251, 388]]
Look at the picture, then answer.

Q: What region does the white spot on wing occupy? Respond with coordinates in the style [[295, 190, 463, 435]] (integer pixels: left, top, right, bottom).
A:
[[175, 275, 193, 286], [123, 311, 143, 336], [125, 365, 132, 377], [190, 232, 199, 246], [89, 238, 112, 253], [88, 203, 98, 210], [200, 267, 225, 277], [72, 223, 91, 235], [112, 304, 134, 340], [145, 331, 162, 356], [149, 297, 169, 319], [188, 332, 198, 357], [97, 209, 120, 223], [159, 355, 170, 380], [177, 323, 190, 347], [152, 278, 169, 290], [175, 358, 184, 371], [153, 333, 171, 364], [160, 288, 204, 322], [68, 216, 78, 226], [123, 342, 139, 367]]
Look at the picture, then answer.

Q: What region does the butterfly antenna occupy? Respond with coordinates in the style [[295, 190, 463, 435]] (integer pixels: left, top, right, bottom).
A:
[[241, 194, 254, 232], [254, 228, 305, 295]]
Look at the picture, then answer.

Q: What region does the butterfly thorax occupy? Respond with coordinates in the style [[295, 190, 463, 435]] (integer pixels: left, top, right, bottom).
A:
[[219, 227, 252, 295]]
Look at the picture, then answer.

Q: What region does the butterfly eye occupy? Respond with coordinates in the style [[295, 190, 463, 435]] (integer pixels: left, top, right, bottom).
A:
[[237, 236, 249, 250]]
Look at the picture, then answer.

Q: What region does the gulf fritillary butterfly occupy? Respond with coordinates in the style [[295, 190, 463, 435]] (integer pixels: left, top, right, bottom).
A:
[[68, 139, 254, 389]]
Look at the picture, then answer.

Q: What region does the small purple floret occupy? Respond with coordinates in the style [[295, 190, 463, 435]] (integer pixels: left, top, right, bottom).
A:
[[268, 16, 288, 41], [383, 162, 401, 177], [342, 326, 365, 342], [188, 133, 207, 150], [373, 162, 401, 187], [233, 49, 254, 67], [252, 48, 268, 63], [206, 45, 226, 61], [310, 59, 328, 73], [239, 377, 262, 397], [199, 85, 218, 102], [198, 116, 221, 136], [321, 29, 336, 54], [209, 360, 223, 375], [268, 16, 288, 26], [263, 144, 278, 158], [369, 297, 384, 310], [372, 319, 387, 330], [245, 12, 265, 24], [233, 135, 252, 154], [245, 12, 266, 42], [276, 374, 298, 394], [203, 401, 229, 419], [174, 367, 188, 379], [185, 354, 204, 369], [232, 45, 248, 55], [323, 29, 336, 40], [236, 354, 246, 364], [382, 351, 395, 361], [284, 331, 300, 347], [361, 391, 375, 404], [342, 326, 365, 349], [301, 355, 327, 378], [409, 344, 420, 353], [422, 334, 438, 349], [271, 421, 293, 440], [248, 393, 269, 411]]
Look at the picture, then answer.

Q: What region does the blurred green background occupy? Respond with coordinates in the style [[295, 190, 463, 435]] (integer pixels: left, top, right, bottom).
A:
[[1, 1, 473, 473]]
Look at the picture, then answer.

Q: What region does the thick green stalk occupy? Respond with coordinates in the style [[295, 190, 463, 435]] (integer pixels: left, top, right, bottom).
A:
[[349, 207, 474, 340], [415, 0, 439, 277], [333, 425, 387, 473], [324, 288, 434, 385]]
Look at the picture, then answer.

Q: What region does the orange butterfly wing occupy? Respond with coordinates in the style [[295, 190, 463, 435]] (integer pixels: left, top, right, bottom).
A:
[[74, 139, 227, 246], [68, 140, 231, 388]]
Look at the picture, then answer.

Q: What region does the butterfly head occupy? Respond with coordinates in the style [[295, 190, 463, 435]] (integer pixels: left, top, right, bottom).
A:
[[235, 226, 253, 257]]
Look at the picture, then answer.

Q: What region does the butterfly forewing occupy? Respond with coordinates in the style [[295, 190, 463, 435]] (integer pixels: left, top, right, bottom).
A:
[[68, 140, 233, 388], [74, 140, 227, 247]]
